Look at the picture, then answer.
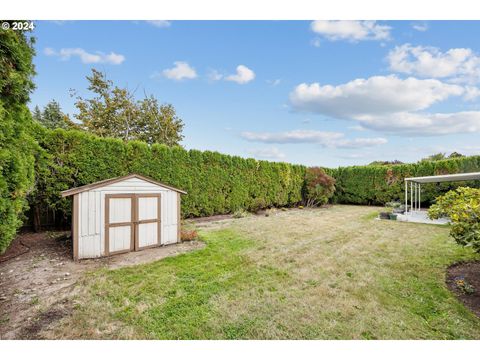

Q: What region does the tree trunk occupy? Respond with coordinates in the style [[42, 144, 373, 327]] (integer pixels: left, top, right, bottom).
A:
[[33, 204, 41, 232]]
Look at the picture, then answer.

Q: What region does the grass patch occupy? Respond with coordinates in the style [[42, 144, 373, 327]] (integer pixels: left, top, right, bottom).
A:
[[50, 206, 480, 339]]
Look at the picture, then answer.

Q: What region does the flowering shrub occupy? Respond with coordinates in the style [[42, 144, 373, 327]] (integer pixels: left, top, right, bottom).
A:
[[429, 187, 480, 252]]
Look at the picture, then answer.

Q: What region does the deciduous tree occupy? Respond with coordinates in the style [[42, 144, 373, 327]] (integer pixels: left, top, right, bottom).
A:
[[73, 69, 184, 146]]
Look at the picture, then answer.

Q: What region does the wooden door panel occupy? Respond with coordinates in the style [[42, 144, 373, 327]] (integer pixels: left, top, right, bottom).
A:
[[109, 225, 133, 253], [137, 222, 158, 248], [135, 194, 161, 250], [137, 197, 158, 221], [109, 198, 132, 223], [105, 194, 134, 255]]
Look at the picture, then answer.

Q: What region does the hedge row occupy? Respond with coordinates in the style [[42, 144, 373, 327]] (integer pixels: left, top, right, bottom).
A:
[[326, 156, 480, 206], [0, 28, 37, 253], [34, 128, 307, 219]]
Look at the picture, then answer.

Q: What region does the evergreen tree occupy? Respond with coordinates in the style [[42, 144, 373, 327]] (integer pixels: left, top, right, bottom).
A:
[[33, 100, 77, 130], [0, 24, 37, 253]]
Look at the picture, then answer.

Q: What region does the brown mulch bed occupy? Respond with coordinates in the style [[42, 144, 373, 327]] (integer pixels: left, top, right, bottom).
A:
[[446, 261, 480, 318], [190, 214, 234, 223], [0, 234, 30, 263], [188, 207, 312, 224]]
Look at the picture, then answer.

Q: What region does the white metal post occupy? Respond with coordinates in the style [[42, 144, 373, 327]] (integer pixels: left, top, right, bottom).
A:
[[410, 182, 413, 213], [418, 183, 421, 211], [414, 183, 418, 211], [405, 180, 408, 214], [414, 183, 417, 211]]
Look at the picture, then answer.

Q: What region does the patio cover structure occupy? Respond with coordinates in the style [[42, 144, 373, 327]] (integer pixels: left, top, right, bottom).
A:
[[404, 171, 480, 213]]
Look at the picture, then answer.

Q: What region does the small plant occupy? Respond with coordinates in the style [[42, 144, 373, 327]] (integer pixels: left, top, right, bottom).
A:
[[251, 198, 267, 213], [180, 230, 198, 242], [454, 276, 475, 295], [233, 209, 248, 218], [30, 296, 40, 305], [385, 201, 401, 209], [386, 201, 405, 213]]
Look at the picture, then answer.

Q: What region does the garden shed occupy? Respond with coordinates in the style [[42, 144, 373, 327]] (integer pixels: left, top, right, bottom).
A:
[[61, 174, 187, 260]]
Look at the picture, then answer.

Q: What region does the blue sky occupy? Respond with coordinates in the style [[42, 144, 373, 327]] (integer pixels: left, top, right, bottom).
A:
[[30, 20, 480, 167]]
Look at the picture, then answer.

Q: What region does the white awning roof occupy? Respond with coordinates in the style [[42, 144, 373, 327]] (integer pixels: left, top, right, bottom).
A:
[[405, 172, 480, 184]]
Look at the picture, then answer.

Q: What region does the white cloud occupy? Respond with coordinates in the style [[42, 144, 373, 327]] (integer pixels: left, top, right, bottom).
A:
[[464, 86, 480, 100], [207, 69, 223, 81], [226, 65, 255, 84], [44, 47, 125, 65], [289, 75, 480, 136], [335, 137, 388, 148], [44, 47, 56, 56], [310, 20, 391, 42], [266, 79, 281, 86], [290, 75, 464, 118], [162, 61, 197, 81], [412, 23, 428, 32], [248, 147, 286, 161], [241, 130, 387, 149], [338, 152, 370, 160], [348, 125, 366, 131], [387, 44, 480, 83], [146, 20, 171, 28], [49, 20, 71, 25], [311, 38, 321, 47], [358, 111, 480, 136]]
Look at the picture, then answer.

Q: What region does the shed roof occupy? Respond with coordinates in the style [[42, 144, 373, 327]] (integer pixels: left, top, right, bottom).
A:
[[61, 173, 187, 197], [405, 171, 480, 184]]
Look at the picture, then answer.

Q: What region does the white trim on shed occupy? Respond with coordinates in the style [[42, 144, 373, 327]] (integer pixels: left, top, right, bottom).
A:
[[62, 174, 186, 260]]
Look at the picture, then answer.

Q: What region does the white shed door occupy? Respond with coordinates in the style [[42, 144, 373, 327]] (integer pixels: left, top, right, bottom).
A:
[[135, 194, 161, 249], [105, 195, 134, 255]]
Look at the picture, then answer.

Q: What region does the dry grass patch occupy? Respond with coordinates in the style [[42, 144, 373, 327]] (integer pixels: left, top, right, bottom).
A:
[[43, 206, 480, 339]]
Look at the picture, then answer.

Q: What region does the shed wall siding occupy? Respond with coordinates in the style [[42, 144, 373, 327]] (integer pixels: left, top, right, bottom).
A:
[[77, 177, 179, 259]]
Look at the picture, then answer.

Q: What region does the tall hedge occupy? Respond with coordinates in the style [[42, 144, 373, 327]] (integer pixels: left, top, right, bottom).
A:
[[0, 26, 37, 253], [34, 129, 306, 219], [327, 156, 480, 206]]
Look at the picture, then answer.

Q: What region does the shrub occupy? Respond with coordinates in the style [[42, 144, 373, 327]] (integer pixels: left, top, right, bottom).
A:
[[327, 156, 480, 206], [250, 198, 267, 213], [32, 128, 307, 221], [304, 167, 336, 207], [232, 209, 249, 218], [0, 26, 38, 253], [180, 230, 198, 242], [428, 187, 480, 252]]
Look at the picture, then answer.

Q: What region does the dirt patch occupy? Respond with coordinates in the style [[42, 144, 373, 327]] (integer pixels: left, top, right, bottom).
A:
[[0, 234, 30, 263], [446, 261, 480, 318], [0, 231, 204, 339], [19, 299, 74, 339]]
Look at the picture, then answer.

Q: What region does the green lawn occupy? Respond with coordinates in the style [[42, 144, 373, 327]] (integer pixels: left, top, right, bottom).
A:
[[50, 205, 480, 339]]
